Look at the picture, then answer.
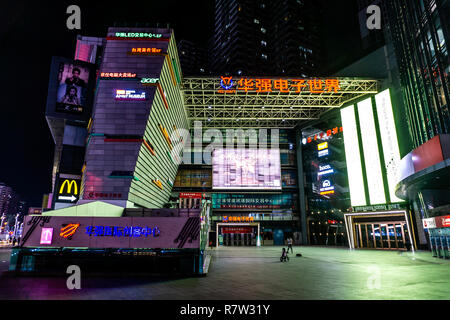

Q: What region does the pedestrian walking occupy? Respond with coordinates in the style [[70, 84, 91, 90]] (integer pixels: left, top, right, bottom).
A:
[[287, 237, 293, 254], [280, 247, 289, 262]]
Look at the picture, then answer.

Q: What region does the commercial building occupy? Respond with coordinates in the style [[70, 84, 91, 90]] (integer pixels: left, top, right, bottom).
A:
[[209, 0, 322, 76], [383, 0, 450, 255]]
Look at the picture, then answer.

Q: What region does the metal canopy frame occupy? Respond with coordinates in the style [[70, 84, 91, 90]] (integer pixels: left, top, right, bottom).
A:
[[181, 77, 379, 129]]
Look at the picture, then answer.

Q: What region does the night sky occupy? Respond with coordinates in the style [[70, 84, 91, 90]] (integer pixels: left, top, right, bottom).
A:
[[1, 1, 360, 206]]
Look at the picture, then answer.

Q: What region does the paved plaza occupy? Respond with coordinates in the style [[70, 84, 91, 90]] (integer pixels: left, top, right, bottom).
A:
[[0, 246, 449, 300]]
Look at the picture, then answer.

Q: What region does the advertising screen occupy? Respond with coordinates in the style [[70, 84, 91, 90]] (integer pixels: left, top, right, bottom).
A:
[[212, 148, 281, 190], [56, 62, 91, 114], [46, 57, 95, 121]]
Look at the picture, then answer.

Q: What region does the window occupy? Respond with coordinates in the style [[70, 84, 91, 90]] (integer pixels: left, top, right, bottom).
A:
[[254, 19, 260, 24], [261, 27, 266, 34], [261, 40, 267, 46], [261, 54, 268, 59]]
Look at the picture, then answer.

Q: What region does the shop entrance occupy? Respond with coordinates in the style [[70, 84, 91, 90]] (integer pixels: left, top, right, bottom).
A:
[[353, 221, 411, 250], [344, 210, 416, 252], [216, 223, 260, 247]]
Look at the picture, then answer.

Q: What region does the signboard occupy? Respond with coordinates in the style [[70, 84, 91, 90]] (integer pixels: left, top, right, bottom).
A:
[[21, 216, 201, 249], [305, 127, 343, 143], [129, 48, 163, 55], [179, 192, 203, 199], [115, 89, 147, 101], [56, 178, 81, 203], [212, 193, 296, 210], [218, 76, 340, 94], [100, 72, 136, 78], [221, 227, 254, 234], [222, 216, 254, 223], [422, 218, 437, 229]]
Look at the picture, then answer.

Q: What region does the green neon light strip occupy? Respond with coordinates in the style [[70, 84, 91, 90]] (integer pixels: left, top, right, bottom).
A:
[[172, 58, 181, 84], [357, 98, 386, 205], [341, 105, 366, 207], [375, 89, 404, 203]]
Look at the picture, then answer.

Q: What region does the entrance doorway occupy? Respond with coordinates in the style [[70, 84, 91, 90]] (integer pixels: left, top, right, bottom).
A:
[[216, 223, 260, 247], [353, 221, 411, 250], [344, 210, 416, 252]]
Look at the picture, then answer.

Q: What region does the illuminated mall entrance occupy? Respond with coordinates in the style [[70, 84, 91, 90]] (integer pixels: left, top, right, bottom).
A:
[[344, 210, 416, 251], [353, 221, 411, 250], [216, 223, 260, 247]]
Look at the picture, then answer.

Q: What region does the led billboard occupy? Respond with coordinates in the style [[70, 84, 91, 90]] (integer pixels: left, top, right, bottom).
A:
[[341, 105, 366, 206], [46, 57, 95, 120], [357, 98, 386, 205], [212, 148, 281, 190], [375, 89, 403, 203]]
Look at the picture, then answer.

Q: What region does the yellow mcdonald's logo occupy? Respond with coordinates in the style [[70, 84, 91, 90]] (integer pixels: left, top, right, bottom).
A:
[[59, 179, 78, 195]]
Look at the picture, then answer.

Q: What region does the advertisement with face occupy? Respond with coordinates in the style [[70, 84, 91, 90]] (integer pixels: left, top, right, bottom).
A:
[[55, 63, 90, 114]]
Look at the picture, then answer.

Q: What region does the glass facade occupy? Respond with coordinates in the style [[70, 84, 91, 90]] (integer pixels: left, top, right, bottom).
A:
[[385, 0, 450, 147]]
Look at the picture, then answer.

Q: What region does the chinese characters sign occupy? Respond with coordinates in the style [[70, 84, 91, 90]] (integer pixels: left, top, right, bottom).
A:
[[306, 127, 343, 143], [21, 216, 200, 249], [115, 32, 162, 38], [85, 225, 160, 237], [218, 76, 340, 94], [129, 48, 163, 55], [100, 72, 136, 78], [222, 216, 255, 223]]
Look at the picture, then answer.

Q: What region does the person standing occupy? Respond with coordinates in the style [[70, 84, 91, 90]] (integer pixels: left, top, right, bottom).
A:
[[287, 237, 293, 254]]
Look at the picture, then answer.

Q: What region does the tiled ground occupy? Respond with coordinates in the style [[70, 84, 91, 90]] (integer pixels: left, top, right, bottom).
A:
[[0, 246, 449, 300]]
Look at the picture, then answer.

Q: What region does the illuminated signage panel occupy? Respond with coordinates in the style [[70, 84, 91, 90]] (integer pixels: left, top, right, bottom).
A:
[[318, 149, 329, 157], [341, 105, 366, 206], [218, 77, 340, 94], [115, 89, 147, 101], [115, 32, 162, 38], [212, 148, 281, 190], [317, 142, 328, 150], [375, 89, 404, 203], [21, 216, 201, 249], [100, 72, 136, 78], [357, 98, 386, 205]]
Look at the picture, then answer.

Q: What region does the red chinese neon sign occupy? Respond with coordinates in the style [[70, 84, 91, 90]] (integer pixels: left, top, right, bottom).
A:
[[218, 77, 340, 94], [306, 127, 343, 143]]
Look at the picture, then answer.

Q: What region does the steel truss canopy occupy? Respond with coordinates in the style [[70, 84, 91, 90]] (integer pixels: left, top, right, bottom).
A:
[[181, 77, 380, 129]]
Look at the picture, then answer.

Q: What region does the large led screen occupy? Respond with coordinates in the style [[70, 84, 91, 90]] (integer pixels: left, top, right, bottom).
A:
[[212, 148, 281, 190], [46, 57, 95, 121], [56, 62, 91, 113]]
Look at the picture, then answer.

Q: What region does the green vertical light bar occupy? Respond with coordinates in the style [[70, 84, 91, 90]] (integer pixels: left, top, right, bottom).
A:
[[375, 89, 404, 203], [357, 98, 386, 205], [340, 105, 366, 206]]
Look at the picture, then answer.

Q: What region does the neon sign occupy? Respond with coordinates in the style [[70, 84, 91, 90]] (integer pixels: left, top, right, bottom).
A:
[[319, 179, 335, 195], [306, 127, 343, 143], [141, 78, 159, 84], [100, 72, 136, 78], [318, 164, 334, 176], [318, 149, 329, 157], [85, 226, 161, 237], [60, 224, 80, 238], [40, 228, 53, 245], [115, 32, 162, 38], [223, 216, 255, 222], [218, 76, 340, 94], [115, 89, 147, 100], [318, 142, 328, 150], [130, 47, 163, 54]]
